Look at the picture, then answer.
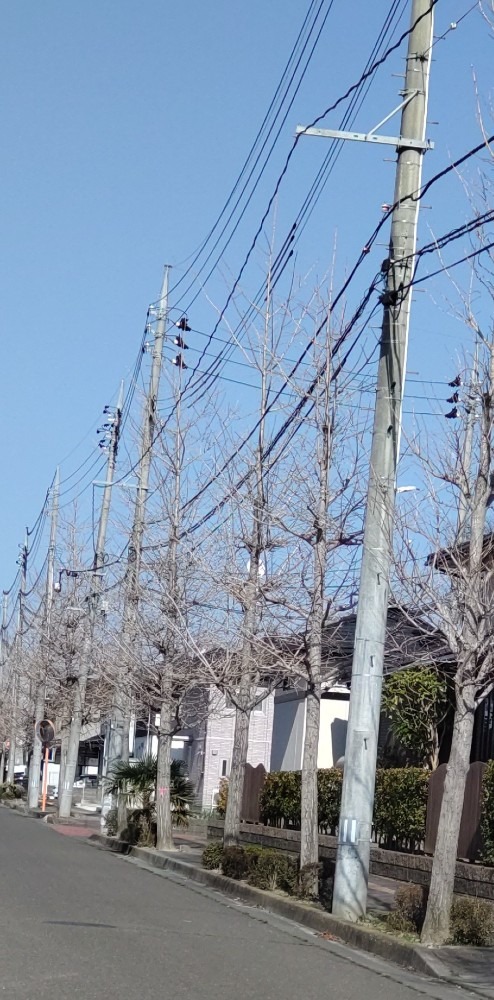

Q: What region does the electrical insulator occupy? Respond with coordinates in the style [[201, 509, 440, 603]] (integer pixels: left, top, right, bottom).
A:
[[176, 316, 191, 333]]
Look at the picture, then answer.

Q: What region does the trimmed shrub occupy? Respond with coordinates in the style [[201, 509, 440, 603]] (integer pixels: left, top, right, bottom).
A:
[[0, 783, 22, 800], [260, 769, 342, 832], [202, 841, 224, 870], [481, 760, 494, 865], [247, 849, 298, 893], [104, 807, 118, 837], [216, 778, 228, 818], [218, 844, 331, 909], [122, 807, 155, 846], [260, 771, 301, 828], [317, 769, 343, 833], [221, 846, 256, 880], [374, 768, 428, 849], [450, 897, 494, 946], [296, 858, 334, 909], [260, 767, 427, 847], [387, 884, 428, 933]]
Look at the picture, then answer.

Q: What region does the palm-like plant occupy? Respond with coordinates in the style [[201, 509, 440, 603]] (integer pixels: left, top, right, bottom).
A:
[[105, 755, 195, 828]]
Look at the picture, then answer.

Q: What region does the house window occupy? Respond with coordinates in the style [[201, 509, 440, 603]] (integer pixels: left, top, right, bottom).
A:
[[253, 698, 267, 715], [221, 758, 229, 777]]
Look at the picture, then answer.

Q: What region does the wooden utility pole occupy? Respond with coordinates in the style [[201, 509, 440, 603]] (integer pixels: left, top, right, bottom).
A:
[[332, 0, 434, 920], [103, 266, 170, 828], [28, 469, 59, 809], [58, 385, 124, 818], [6, 533, 28, 784]]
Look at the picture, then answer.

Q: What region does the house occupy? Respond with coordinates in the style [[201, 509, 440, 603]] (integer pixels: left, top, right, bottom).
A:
[[133, 684, 275, 811], [269, 606, 455, 772], [270, 681, 349, 771]]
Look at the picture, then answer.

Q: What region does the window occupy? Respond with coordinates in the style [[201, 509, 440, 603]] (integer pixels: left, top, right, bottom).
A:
[[221, 758, 229, 777]]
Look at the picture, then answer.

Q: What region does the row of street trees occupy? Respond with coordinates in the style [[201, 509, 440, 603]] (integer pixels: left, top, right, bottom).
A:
[[2, 175, 494, 945]]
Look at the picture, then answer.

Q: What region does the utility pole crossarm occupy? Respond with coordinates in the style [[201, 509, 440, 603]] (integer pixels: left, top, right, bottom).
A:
[[295, 125, 433, 151], [296, 85, 434, 152]]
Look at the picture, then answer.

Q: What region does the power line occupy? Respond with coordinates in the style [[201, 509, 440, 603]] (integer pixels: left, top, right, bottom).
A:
[[165, 1, 441, 420]]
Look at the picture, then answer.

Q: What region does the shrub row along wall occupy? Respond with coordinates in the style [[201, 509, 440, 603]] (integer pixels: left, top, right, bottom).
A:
[[259, 767, 429, 850], [207, 819, 494, 902]]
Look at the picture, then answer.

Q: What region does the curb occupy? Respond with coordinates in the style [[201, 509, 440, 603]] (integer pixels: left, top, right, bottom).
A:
[[87, 833, 438, 981]]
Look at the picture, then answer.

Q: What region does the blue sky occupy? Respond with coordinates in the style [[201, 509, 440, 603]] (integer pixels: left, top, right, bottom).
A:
[[1, 0, 492, 589]]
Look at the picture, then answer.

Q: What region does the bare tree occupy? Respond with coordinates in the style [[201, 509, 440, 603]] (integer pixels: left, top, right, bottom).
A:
[[393, 291, 494, 943]]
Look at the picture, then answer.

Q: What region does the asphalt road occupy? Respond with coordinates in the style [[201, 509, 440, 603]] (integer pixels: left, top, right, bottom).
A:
[[0, 809, 473, 1000]]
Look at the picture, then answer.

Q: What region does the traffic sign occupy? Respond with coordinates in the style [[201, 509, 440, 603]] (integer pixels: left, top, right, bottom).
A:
[[35, 719, 55, 745]]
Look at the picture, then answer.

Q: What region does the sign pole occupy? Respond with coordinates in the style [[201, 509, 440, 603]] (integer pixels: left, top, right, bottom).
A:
[[41, 745, 50, 812]]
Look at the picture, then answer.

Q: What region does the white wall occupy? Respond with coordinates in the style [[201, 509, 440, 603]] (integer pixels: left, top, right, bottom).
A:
[[270, 692, 306, 771], [201, 689, 274, 811], [317, 689, 349, 767], [271, 685, 350, 772]]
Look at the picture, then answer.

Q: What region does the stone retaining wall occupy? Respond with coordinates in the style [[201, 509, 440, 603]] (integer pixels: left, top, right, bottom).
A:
[[207, 819, 494, 902]]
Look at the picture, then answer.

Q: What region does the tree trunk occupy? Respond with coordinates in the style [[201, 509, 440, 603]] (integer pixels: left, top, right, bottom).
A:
[[224, 706, 250, 846], [0, 745, 5, 784], [155, 686, 174, 851], [421, 687, 476, 946], [117, 708, 131, 834], [28, 681, 45, 809], [300, 680, 321, 895], [6, 680, 17, 784], [58, 678, 87, 818], [58, 726, 69, 803]]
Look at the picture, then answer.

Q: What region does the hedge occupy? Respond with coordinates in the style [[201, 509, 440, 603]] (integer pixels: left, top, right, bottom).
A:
[[260, 769, 343, 834], [374, 767, 428, 849], [260, 767, 428, 846], [481, 760, 494, 864]]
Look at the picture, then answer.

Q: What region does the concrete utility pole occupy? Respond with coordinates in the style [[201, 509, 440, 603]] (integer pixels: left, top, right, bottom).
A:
[[28, 470, 60, 809], [102, 265, 170, 827], [58, 384, 124, 818], [332, 0, 434, 920], [7, 533, 28, 784], [0, 591, 8, 681], [155, 356, 183, 851], [0, 592, 9, 781]]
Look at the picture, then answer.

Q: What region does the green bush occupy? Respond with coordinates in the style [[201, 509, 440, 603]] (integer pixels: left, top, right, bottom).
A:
[[387, 884, 428, 933], [296, 858, 334, 908], [216, 778, 228, 818], [260, 771, 301, 827], [247, 848, 298, 893], [317, 769, 343, 833], [218, 844, 331, 909], [104, 807, 118, 836], [374, 768, 428, 848], [221, 846, 256, 880], [122, 807, 155, 846], [450, 896, 494, 946], [260, 767, 427, 847], [202, 841, 224, 870], [260, 769, 342, 833], [0, 783, 22, 801], [481, 760, 494, 865]]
